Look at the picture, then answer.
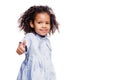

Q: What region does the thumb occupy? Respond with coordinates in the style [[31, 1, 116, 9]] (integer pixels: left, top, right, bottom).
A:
[[22, 40, 26, 48]]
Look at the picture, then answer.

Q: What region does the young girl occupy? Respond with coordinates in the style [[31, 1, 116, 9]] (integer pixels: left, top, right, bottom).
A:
[[16, 5, 59, 80]]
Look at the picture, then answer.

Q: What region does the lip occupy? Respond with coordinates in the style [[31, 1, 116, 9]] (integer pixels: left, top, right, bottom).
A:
[[40, 29, 48, 32]]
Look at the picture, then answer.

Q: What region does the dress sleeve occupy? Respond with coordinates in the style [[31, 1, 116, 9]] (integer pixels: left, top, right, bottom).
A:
[[46, 38, 52, 51], [22, 33, 32, 54]]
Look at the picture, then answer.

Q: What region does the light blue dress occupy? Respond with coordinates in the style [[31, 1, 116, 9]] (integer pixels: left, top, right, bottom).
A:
[[17, 33, 56, 80]]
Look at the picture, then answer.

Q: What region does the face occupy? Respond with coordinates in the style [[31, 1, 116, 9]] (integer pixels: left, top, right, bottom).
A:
[[30, 12, 50, 36]]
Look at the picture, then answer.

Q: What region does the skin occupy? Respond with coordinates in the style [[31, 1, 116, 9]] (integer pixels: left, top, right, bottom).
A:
[[16, 12, 50, 55]]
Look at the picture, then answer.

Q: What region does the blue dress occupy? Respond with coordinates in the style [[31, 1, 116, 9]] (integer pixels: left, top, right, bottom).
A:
[[17, 33, 56, 80]]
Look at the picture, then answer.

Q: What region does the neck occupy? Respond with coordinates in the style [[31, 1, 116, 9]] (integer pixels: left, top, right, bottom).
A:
[[39, 35, 45, 37]]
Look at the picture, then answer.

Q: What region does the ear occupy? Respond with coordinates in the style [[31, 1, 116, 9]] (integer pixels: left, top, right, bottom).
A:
[[30, 21, 34, 28]]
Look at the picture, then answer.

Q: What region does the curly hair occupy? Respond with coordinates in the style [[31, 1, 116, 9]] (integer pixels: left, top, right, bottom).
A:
[[18, 5, 59, 35]]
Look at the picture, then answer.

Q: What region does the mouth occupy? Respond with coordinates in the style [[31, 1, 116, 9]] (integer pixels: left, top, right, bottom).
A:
[[40, 29, 48, 33]]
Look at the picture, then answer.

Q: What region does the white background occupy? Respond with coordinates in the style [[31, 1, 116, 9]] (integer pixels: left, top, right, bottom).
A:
[[0, 0, 120, 80]]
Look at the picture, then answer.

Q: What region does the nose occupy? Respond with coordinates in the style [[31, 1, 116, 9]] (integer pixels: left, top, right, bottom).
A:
[[42, 23, 46, 28]]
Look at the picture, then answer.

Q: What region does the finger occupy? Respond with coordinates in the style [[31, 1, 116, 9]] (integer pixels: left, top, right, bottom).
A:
[[17, 45, 25, 53], [19, 40, 26, 48], [17, 48, 24, 54], [16, 49, 23, 55], [19, 45, 25, 53], [18, 48, 24, 54], [16, 50, 22, 55], [19, 42, 22, 44], [22, 40, 26, 48], [18, 42, 22, 47]]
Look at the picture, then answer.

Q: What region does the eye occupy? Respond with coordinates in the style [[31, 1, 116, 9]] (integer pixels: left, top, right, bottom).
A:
[[38, 22, 42, 24], [46, 22, 50, 24]]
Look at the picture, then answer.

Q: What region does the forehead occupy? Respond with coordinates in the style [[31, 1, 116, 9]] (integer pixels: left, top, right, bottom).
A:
[[35, 12, 50, 21]]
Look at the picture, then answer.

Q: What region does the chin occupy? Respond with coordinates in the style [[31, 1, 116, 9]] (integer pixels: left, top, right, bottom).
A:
[[41, 34, 47, 36], [39, 33, 47, 36]]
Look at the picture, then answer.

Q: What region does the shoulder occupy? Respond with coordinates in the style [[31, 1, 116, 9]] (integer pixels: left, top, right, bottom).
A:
[[46, 38, 51, 46], [24, 32, 35, 38]]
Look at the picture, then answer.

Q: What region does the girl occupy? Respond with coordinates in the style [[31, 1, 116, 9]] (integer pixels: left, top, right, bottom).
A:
[[16, 5, 59, 80]]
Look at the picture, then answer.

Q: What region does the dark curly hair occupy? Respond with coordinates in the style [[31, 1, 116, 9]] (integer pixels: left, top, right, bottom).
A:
[[18, 5, 59, 35]]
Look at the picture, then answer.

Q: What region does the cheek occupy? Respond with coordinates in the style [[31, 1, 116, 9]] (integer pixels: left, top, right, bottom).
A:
[[47, 25, 50, 29], [49, 25, 51, 29], [48, 27, 51, 31]]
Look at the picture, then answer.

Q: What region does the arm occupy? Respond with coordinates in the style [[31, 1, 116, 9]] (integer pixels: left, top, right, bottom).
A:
[[16, 33, 32, 55]]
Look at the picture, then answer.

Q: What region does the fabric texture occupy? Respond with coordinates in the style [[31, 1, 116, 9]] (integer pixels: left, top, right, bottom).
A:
[[17, 33, 56, 80]]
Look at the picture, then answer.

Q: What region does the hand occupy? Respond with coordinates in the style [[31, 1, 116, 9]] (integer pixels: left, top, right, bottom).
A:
[[16, 40, 26, 55]]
